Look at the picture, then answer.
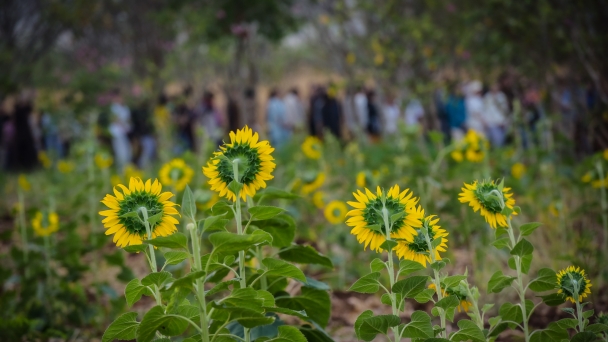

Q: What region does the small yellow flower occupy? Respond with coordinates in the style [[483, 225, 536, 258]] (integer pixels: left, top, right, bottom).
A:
[[356, 172, 367, 188], [95, 153, 113, 169], [592, 177, 608, 188], [312, 191, 325, 209], [32, 211, 59, 237], [581, 172, 592, 183], [556, 266, 592, 303], [511, 163, 526, 180], [301, 172, 325, 195], [18, 174, 31, 192], [301, 136, 322, 159], [324, 200, 348, 225], [451, 150, 464, 162], [57, 160, 75, 173], [459, 180, 516, 228], [159, 158, 194, 191], [38, 151, 52, 169]]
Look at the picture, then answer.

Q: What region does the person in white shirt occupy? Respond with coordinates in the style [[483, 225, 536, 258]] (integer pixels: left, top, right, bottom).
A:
[[465, 81, 485, 135], [483, 83, 509, 147], [354, 86, 368, 132], [405, 98, 424, 127], [283, 88, 305, 133], [382, 93, 401, 135], [109, 89, 132, 172]]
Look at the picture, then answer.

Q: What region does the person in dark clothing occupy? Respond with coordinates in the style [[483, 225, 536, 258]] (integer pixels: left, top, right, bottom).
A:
[[174, 101, 195, 153], [5, 99, 38, 171], [226, 94, 240, 133], [131, 100, 156, 168], [309, 85, 325, 138], [323, 85, 342, 140], [366, 90, 381, 142]]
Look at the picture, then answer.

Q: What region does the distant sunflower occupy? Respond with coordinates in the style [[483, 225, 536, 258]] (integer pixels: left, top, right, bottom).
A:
[[428, 283, 472, 313], [301, 136, 322, 159], [324, 200, 348, 225], [556, 266, 592, 303], [95, 153, 113, 169], [356, 171, 367, 188], [203, 126, 275, 201], [581, 172, 592, 183], [18, 174, 31, 192], [312, 191, 325, 209], [301, 172, 325, 195], [459, 180, 516, 228], [463, 130, 487, 163], [99, 177, 179, 248], [38, 151, 52, 169], [450, 150, 464, 162], [57, 160, 75, 173], [396, 215, 448, 266], [346, 185, 423, 252], [32, 211, 59, 237], [159, 158, 194, 191], [511, 163, 526, 180]]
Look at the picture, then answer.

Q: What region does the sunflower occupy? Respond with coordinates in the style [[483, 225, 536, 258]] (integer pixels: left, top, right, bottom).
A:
[[581, 172, 592, 183], [428, 283, 472, 313], [301, 172, 325, 195], [556, 266, 592, 303], [450, 150, 464, 162], [203, 126, 275, 202], [511, 163, 526, 180], [396, 215, 448, 266], [301, 136, 322, 159], [458, 180, 516, 228], [32, 211, 59, 237], [38, 151, 52, 169], [312, 191, 325, 209], [95, 153, 113, 169], [57, 160, 75, 173], [346, 185, 423, 252], [463, 130, 488, 163], [325, 200, 348, 225], [18, 174, 31, 192], [99, 177, 179, 248], [159, 158, 194, 191], [356, 171, 367, 188]]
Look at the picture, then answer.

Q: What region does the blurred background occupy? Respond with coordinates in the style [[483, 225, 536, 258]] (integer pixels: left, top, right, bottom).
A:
[[1, 0, 608, 341]]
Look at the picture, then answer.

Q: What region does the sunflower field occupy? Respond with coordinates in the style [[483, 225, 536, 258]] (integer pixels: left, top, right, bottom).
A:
[[2, 121, 608, 342]]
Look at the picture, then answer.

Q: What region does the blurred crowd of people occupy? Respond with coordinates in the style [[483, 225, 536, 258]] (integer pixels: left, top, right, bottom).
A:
[[0, 72, 601, 173]]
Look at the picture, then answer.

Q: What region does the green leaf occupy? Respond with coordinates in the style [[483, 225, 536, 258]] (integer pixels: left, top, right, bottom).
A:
[[263, 325, 307, 342], [262, 258, 306, 282], [380, 240, 398, 251], [552, 318, 578, 330], [354, 310, 374, 340], [529, 321, 570, 342], [520, 222, 542, 236], [120, 211, 140, 219], [540, 293, 566, 306], [399, 259, 426, 276], [248, 206, 285, 220], [137, 306, 190, 342], [431, 237, 443, 249], [401, 311, 434, 339], [181, 185, 197, 220], [508, 254, 533, 274], [430, 261, 446, 271], [561, 307, 575, 316], [254, 214, 296, 248], [481, 303, 494, 314], [209, 230, 272, 257], [125, 279, 153, 307], [390, 211, 405, 224], [253, 187, 299, 202], [358, 315, 401, 341], [145, 232, 189, 249], [349, 272, 381, 293], [147, 212, 163, 225], [510, 238, 534, 256], [487, 271, 516, 293], [582, 309, 594, 319], [443, 275, 467, 288], [276, 287, 331, 328], [528, 268, 557, 292], [169, 270, 206, 291], [492, 237, 511, 250], [393, 276, 428, 298], [499, 302, 523, 323], [366, 224, 382, 233], [206, 279, 239, 297], [141, 271, 175, 288], [435, 296, 460, 310], [586, 323, 608, 333], [370, 258, 385, 272], [228, 181, 243, 196], [263, 306, 308, 320], [164, 251, 189, 266], [123, 244, 148, 253], [102, 312, 139, 342], [278, 245, 333, 268], [570, 332, 599, 342], [450, 319, 486, 342], [302, 276, 331, 290], [414, 289, 436, 304], [201, 214, 229, 232]]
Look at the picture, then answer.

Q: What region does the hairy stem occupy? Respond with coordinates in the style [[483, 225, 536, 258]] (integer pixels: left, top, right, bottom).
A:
[[381, 206, 400, 342], [507, 218, 529, 342], [189, 223, 210, 342]]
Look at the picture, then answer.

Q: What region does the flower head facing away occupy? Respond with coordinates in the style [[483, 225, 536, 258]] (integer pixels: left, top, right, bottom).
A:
[[429, 283, 472, 313], [556, 266, 592, 303], [32, 211, 59, 237], [203, 126, 275, 201], [99, 178, 179, 248], [301, 136, 322, 159], [459, 180, 516, 228], [346, 185, 423, 252], [159, 158, 194, 191], [396, 215, 448, 266]]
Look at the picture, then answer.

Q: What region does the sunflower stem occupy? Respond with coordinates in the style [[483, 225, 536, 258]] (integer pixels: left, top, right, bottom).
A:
[[507, 218, 529, 342], [424, 224, 447, 339], [464, 282, 485, 331], [188, 223, 210, 342], [140, 207, 162, 307], [381, 205, 400, 342]]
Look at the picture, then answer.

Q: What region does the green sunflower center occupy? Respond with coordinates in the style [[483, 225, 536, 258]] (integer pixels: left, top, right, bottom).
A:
[[473, 183, 508, 213], [559, 272, 588, 298], [217, 143, 262, 186], [362, 197, 406, 234], [408, 224, 437, 253], [117, 191, 164, 235]]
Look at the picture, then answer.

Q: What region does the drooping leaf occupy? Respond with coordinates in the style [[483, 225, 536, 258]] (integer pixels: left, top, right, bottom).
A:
[[276, 287, 331, 328], [519, 222, 542, 236], [392, 276, 428, 298], [278, 245, 333, 268], [262, 258, 306, 282], [487, 271, 516, 294], [357, 315, 401, 341], [450, 319, 486, 342], [141, 271, 175, 288], [102, 312, 139, 342], [528, 268, 557, 292], [125, 279, 153, 307], [349, 272, 381, 293], [249, 206, 286, 220], [400, 311, 434, 339], [145, 232, 189, 249]]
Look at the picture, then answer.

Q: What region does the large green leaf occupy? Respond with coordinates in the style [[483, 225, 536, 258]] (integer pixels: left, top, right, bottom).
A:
[[398, 259, 426, 276], [570, 332, 599, 342], [141, 271, 175, 288], [169, 270, 206, 291], [528, 268, 557, 292], [499, 302, 523, 323], [249, 206, 286, 220], [253, 214, 296, 248], [145, 232, 189, 249], [253, 187, 299, 202], [102, 312, 139, 342], [435, 296, 460, 310], [276, 287, 331, 328], [358, 315, 400, 341], [278, 245, 333, 268], [262, 258, 306, 282], [355, 310, 374, 340], [510, 238, 534, 256], [443, 275, 467, 288], [201, 214, 229, 232], [349, 272, 381, 293], [540, 293, 566, 306], [260, 325, 308, 342], [164, 251, 190, 266], [137, 306, 191, 342], [125, 279, 152, 307], [487, 271, 516, 293], [508, 254, 532, 274], [209, 230, 272, 257], [450, 319, 486, 342], [181, 185, 197, 221], [392, 276, 428, 298], [519, 222, 542, 236], [400, 311, 433, 339], [529, 320, 570, 342]]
